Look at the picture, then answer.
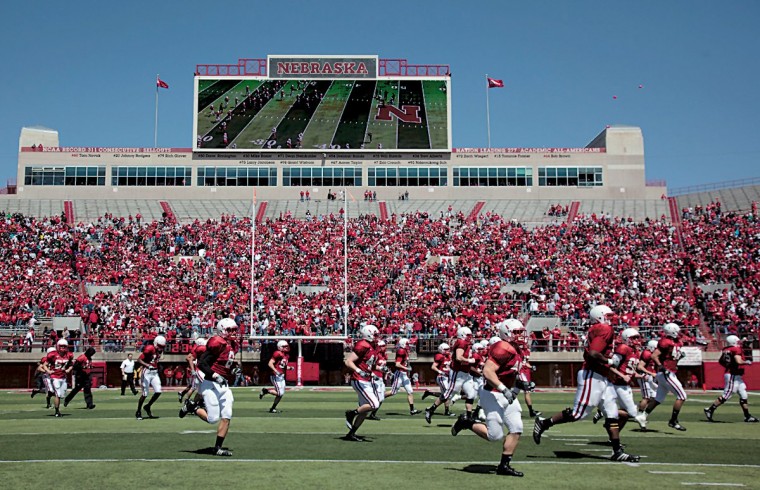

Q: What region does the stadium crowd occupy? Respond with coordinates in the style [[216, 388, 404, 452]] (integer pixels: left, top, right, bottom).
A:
[[1, 203, 758, 352]]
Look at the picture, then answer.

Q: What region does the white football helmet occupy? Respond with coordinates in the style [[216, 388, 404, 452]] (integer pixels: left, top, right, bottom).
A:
[[377, 339, 387, 349], [489, 336, 501, 346], [154, 335, 167, 348], [56, 339, 69, 355], [662, 323, 680, 339], [473, 341, 485, 352], [725, 335, 740, 347], [194, 337, 207, 347], [589, 305, 613, 324], [621, 328, 641, 346], [506, 319, 527, 345], [437, 342, 450, 354], [46, 346, 56, 354], [360, 324, 379, 343], [478, 339, 489, 350], [646, 340, 658, 352], [217, 318, 238, 338], [277, 340, 290, 352], [457, 326, 473, 341], [397, 338, 409, 349]]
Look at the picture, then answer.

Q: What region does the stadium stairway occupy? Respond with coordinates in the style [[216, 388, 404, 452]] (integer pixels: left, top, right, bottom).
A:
[[467, 201, 486, 222], [159, 201, 175, 221], [566, 201, 580, 224], [378, 201, 388, 221], [63, 200, 75, 224], [255, 201, 268, 223]]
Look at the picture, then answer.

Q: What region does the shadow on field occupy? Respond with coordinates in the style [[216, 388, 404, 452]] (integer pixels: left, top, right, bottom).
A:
[[456, 464, 497, 474], [629, 428, 663, 433], [553, 450, 610, 460], [181, 447, 232, 455]]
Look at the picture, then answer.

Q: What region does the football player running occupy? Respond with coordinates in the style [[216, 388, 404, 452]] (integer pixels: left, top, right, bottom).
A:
[[421, 342, 456, 417], [427, 326, 476, 423], [31, 347, 56, 409], [178, 337, 206, 404], [259, 340, 294, 413], [532, 305, 640, 462], [704, 335, 758, 423], [368, 339, 389, 420], [383, 338, 422, 416], [593, 328, 647, 430], [136, 335, 166, 420], [179, 318, 239, 457], [43, 339, 74, 417], [637, 340, 659, 413], [344, 324, 381, 441], [639, 323, 689, 431], [450, 319, 525, 477]]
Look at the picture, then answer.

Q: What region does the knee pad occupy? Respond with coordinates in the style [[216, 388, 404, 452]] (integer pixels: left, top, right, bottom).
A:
[[718, 396, 727, 403], [465, 398, 475, 405], [604, 417, 619, 430], [740, 398, 748, 405]]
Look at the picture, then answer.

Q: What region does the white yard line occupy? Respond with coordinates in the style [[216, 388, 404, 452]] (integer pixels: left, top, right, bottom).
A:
[[649, 471, 706, 475], [680, 484, 745, 487]]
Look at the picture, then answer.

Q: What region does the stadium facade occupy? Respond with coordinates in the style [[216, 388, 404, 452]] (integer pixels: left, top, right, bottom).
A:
[[12, 55, 665, 203]]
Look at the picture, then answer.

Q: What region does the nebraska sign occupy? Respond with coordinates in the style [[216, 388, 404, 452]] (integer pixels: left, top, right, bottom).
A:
[[269, 56, 378, 79]]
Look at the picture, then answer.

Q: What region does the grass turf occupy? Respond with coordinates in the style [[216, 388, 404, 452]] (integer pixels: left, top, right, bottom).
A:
[[0, 389, 757, 489]]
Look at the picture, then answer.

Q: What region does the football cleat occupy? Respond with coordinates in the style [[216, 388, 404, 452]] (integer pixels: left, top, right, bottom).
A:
[[54, 412, 62, 418], [178, 392, 184, 403], [410, 409, 422, 415], [259, 388, 267, 400], [592, 410, 603, 424], [703, 407, 714, 422], [87, 405, 96, 410], [179, 399, 197, 419], [145, 407, 159, 419], [668, 421, 686, 431], [451, 413, 472, 436], [529, 410, 542, 418], [63, 399, 69, 408], [135, 411, 143, 420], [745, 416, 759, 423], [445, 411, 457, 417], [268, 408, 281, 414], [611, 449, 640, 462], [344, 433, 365, 442], [214, 448, 232, 457], [424, 408, 432, 424], [367, 414, 381, 421], [30, 389, 37, 398], [496, 465, 524, 477], [634, 412, 648, 429], [533, 417, 547, 445], [345, 410, 356, 430]]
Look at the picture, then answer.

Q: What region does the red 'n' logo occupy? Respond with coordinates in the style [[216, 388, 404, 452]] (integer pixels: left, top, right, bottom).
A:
[[375, 104, 422, 123]]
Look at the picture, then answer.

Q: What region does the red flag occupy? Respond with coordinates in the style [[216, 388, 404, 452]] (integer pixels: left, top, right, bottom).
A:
[[487, 77, 504, 88], [157, 77, 169, 89]]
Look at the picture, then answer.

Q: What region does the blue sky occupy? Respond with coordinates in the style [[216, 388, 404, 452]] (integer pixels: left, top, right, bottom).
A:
[[2, 0, 758, 190]]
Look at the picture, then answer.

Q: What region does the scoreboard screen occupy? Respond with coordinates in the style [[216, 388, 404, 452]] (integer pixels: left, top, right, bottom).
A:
[[194, 77, 450, 152]]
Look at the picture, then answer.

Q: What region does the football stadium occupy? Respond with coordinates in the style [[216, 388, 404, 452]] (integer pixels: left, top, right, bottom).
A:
[[1, 55, 760, 489]]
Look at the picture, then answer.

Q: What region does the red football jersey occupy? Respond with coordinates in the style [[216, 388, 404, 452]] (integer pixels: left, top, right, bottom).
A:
[[373, 349, 388, 377], [451, 338, 472, 372], [640, 349, 656, 373], [45, 351, 73, 379], [351, 339, 376, 382], [140, 344, 161, 369], [657, 337, 681, 373], [486, 340, 519, 391], [395, 347, 410, 371], [433, 352, 451, 374], [270, 350, 289, 375], [206, 335, 238, 382], [74, 354, 92, 374], [582, 323, 614, 375], [721, 345, 745, 376], [609, 344, 639, 386]]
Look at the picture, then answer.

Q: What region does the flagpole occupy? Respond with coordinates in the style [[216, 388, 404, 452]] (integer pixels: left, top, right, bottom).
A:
[[486, 74, 491, 149], [154, 74, 159, 148]]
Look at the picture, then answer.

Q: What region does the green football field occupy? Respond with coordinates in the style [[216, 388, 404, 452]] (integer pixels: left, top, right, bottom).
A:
[[0, 388, 757, 489]]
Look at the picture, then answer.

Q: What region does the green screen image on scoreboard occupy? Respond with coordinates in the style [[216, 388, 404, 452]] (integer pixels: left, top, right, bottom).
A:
[[194, 77, 450, 151]]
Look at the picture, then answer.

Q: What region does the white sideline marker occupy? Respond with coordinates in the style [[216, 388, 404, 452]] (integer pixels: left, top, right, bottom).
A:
[[680, 484, 745, 487], [649, 471, 705, 475]]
